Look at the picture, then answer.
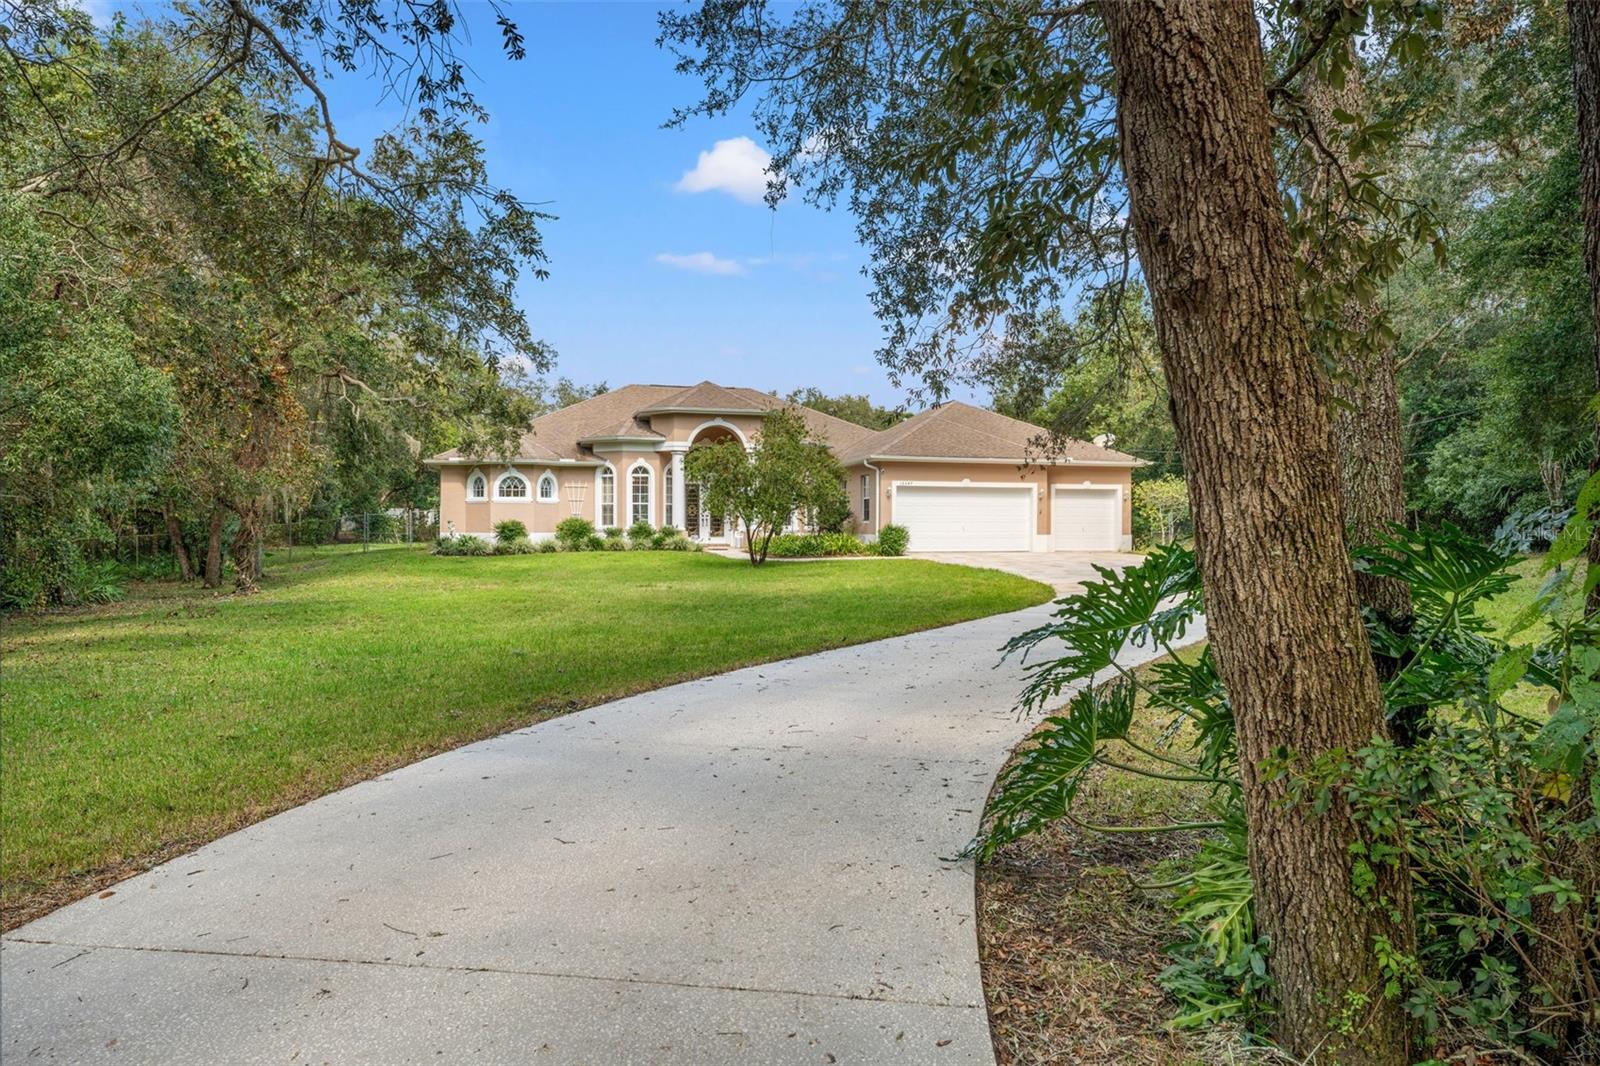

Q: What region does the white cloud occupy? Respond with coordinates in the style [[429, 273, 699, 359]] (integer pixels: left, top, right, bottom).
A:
[[654, 251, 745, 276], [674, 137, 773, 205], [72, 0, 117, 27]]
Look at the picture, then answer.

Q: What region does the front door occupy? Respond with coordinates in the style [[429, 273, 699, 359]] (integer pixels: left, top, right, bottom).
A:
[[683, 483, 724, 541]]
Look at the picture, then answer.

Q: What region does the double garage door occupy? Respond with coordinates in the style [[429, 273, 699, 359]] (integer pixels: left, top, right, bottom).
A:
[[893, 483, 1120, 552], [894, 485, 1034, 552]]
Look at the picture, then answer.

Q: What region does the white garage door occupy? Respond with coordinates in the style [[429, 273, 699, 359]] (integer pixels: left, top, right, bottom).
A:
[[1052, 488, 1120, 551], [893, 485, 1034, 552]]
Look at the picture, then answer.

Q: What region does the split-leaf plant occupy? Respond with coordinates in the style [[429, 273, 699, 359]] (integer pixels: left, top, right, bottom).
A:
[[972, 474, 1599, 1055]]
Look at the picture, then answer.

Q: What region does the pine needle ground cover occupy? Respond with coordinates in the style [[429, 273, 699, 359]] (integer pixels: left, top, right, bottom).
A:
[[1, 546, 1050, 928]]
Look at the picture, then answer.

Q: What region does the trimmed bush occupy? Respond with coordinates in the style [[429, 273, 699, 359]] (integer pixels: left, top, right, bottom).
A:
[[876, 524, 910, 557], [492, 536, 537, 555], [603, 526, 624, 541], [604, 536, 628, 551], [657, 531, 693, 551], [626, 520, 656, 543], [555, 517, 595, 550], [585, 534, 606, 551], [437, 534, 491, 557], [537, 538, 560, 553], [765, 532, 871, 558], [494, 519, 528, 544]]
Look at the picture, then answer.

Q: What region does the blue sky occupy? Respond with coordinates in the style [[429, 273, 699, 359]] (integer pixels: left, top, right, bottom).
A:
[[89, 0, 952, 407]]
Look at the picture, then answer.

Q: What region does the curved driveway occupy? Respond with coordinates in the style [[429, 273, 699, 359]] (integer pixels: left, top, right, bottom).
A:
[[3, 554, 1197, 1065]]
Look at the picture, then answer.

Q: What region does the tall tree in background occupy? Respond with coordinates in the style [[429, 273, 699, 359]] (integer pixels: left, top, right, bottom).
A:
[[662, 1, 1441, 1057], [783, 387, 906, 430], [986, 286, 1180, 478], [1, 4, 549, 600]]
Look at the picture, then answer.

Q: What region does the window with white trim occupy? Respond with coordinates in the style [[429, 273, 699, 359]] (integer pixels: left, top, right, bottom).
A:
[[468, 473, 487, 500], [860, 474, 872, 522], [537, 473, 557, 502], [630, 466, 651, 527], [495, 473, 528, 500], [599, 468, 615, 528], [664, 464, 673, 527]]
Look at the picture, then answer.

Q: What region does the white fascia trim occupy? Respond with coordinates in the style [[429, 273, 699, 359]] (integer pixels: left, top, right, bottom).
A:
[[425, 457, 603, 468], [635, 406, 770, 418], [865, 454, 1141, 467]]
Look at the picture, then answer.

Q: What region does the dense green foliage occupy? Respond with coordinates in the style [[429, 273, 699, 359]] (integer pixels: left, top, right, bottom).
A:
[[764, 532, 871, 558], [876, 523, 910, 557], [0, 546, 1051, 916], [1387, 1, 1592, 534], [494, 520, 528, 544], [975, 481, 1598, 1053], [1, 4, 549, 604], [782, 386, 907, 430]]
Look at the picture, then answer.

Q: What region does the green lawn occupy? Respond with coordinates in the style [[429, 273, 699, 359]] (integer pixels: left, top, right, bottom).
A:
[[1, 548, 1051, 922]]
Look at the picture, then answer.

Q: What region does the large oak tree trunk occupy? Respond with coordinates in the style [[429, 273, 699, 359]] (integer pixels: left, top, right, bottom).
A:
[[1097, 2, 1412, 1061]]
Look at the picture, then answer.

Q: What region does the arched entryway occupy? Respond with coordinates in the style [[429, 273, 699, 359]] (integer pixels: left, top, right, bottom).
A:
[[683, 422, 744, 542]]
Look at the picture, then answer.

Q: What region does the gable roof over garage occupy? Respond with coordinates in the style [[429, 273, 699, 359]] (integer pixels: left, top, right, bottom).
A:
[[836, 401, 1142, 466]]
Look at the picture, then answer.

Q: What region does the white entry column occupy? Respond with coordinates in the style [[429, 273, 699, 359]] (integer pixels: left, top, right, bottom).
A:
[[669, 448, 688, 532]]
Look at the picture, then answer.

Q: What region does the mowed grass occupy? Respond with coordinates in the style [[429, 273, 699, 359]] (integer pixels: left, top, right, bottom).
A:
[[1, 547, 1051, 923]]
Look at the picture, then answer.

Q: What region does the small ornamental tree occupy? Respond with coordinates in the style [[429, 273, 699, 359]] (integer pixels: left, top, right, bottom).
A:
[[683, 408, 845, 565]]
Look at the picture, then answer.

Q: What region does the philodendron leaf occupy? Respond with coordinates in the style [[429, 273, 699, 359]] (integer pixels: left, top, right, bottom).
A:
[[1487, 646, 1533, 703]]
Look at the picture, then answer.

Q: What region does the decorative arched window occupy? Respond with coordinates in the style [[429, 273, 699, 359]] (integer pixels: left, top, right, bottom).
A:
[[630, 465, 652, 527], [468, 473, 487, 500], [495, 473, 528, 501], [537, 473, 557, 502], [599, 467, 616, 528]]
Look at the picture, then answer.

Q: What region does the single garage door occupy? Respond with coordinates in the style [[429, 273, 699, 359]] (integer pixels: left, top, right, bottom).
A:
[[894, 485, 1034, 552], [1053, 488, 1120, 551]]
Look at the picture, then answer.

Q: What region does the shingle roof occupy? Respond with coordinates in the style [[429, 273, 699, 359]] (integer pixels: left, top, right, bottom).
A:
[[634, 380, 771, 415], [835, 401, 1142, 466], [425, 382, 875, 463]]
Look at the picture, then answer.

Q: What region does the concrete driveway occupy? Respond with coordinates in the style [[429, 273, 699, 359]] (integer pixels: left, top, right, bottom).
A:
[[2, 566, 1195, 1065], [917, 550, 1145, 594]]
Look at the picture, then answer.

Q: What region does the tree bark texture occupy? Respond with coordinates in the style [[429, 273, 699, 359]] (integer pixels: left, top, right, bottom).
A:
[[1300, 62, 1412, 623], [1572, 0, 1600, 617], [1097, 2, 1413, 1061], [203, 504, 224, 589]]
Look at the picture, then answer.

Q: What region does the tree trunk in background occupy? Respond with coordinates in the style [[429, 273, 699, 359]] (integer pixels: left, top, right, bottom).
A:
[[1298, 47, 1420, 744], [203, 504, 224, 589], [229, 500, 261, 594], [163, 502, 194, 582], [1098, 2, 1412, 1061], [1298, 48, 1412, 618], [1573, 0, 1600, 617]]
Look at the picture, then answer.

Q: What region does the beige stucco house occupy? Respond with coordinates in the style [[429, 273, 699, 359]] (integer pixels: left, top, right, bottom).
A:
[[426, 381, 1143, 552]]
